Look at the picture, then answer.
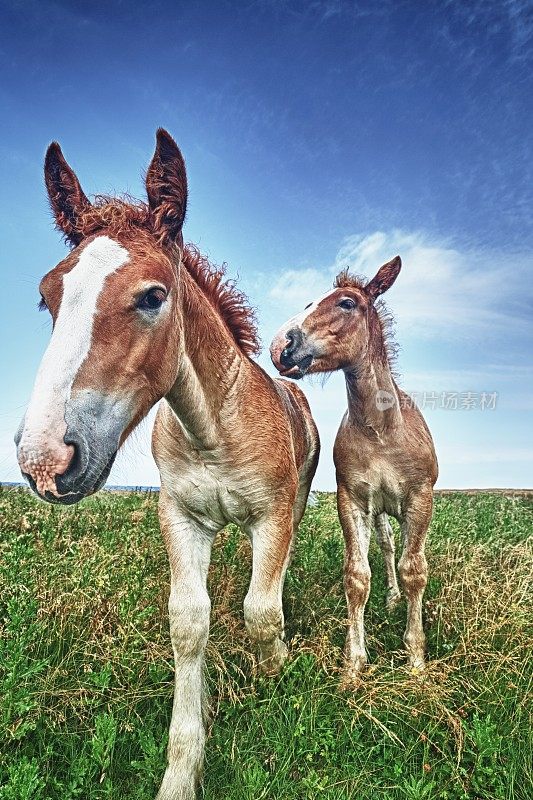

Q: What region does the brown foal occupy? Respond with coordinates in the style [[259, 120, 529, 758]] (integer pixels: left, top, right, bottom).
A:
[[15, 130, 319, 799], [270, 257, 438, 679]]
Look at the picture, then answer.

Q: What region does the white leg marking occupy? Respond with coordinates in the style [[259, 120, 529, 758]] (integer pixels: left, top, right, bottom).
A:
[[157, 507, 215, 800]]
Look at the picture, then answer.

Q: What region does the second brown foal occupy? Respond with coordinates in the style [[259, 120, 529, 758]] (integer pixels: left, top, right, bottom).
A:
[[270, 257, 438, 678]]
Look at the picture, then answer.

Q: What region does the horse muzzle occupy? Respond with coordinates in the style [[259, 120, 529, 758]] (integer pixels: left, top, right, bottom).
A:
[[270, 327, 314, 379], [15, 390, 131, 505]]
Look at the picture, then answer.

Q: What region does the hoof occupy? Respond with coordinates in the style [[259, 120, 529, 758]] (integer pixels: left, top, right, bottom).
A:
[[407, 653, 426, 673], [386, 589, 401, 612], [340, 654, 367, 690], [258, 638, 288, 676], [156, 769, 197, 800]]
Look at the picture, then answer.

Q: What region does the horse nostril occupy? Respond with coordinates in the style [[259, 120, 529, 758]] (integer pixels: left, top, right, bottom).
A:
[[55, 433, 88, 494], [64, 441, 80, 476], [280, 328, 301, 367]]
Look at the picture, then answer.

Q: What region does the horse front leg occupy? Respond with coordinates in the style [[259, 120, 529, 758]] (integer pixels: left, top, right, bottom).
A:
[[398, 485, 433, 671], [156, 491, 215, 800], [243, 508, 294, 675], [337, 485, 372, 680], [374, 512, 401, 611]]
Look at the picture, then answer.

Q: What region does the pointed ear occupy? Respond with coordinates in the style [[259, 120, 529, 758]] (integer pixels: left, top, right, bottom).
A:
[[44, 142, 91, 246], [146, 128, 187, 244], [365, 256, 402, 302]]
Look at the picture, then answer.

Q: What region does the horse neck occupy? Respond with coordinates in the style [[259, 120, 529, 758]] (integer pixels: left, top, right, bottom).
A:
[[345, 343, 402, 437], [165, 267, 246, 450]]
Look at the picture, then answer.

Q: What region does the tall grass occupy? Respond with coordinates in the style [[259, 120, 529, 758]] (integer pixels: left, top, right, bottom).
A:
[[0, 488, 531, 799]]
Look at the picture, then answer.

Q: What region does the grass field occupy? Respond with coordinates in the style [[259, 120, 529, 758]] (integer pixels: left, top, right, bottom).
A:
[[0, 488, 531, 800]]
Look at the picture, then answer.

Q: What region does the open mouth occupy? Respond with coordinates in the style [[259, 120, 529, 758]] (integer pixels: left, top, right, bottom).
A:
[[280, 354, 313, 378]]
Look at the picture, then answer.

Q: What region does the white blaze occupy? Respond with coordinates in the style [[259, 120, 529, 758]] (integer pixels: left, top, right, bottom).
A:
[[18, 236, 129, 493], [284, 288, 338, 329]]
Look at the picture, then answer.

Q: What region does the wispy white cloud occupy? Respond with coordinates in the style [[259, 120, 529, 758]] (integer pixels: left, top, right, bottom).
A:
[[269, 267, 329, 306], [437, 444, 533, 465], [404, 363, 531, 383], [269, 229, 533, 340], [440, 0, 533, 66]]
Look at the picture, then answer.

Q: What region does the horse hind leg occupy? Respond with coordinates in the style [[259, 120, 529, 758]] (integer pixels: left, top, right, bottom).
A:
[[243, 509, 294, 675], [245, 447, 318, 676], [292, 442, 320, 531], [374, 512, 401, 611]]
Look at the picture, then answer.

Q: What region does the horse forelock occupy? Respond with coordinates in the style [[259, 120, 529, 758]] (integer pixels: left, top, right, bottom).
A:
[[66, 197, 260, 358], [334, 269, 367, 292]]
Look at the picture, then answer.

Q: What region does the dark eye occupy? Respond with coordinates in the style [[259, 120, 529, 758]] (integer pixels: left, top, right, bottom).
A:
[[304, 302, 312, 310], [338, 298, 356, 310], [38, 294, 48, 312], [137, 287, 167, 311]]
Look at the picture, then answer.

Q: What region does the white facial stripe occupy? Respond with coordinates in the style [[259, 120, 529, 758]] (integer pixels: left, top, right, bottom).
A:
[[23, 236, 130, 435], [289, 288, 338, 328]]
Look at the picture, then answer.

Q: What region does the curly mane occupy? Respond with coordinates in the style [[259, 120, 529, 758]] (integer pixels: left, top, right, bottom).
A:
[[333, 268, 367, 292], [68, 196, 261, 357], [181, 246, 260, 357]]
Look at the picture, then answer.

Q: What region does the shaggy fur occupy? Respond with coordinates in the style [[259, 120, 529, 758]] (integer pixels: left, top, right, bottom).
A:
[[47, 194, 260, 358]]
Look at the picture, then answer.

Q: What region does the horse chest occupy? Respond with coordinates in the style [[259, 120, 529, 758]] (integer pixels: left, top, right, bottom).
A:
[[335, 425, 409, 518], [369, 479, 404, 518], [166, 458, 255, 531], [341, 454, 405, 518]]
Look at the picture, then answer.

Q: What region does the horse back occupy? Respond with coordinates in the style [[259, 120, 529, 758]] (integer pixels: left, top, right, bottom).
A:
[[272, 377, 320, 477]]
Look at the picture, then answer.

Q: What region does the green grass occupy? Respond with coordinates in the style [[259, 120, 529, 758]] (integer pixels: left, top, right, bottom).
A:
[[0, 488, 531, 799]]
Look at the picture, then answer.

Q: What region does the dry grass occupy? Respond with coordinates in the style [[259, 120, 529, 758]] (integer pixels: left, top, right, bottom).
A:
[[0, 488, 531, 799]]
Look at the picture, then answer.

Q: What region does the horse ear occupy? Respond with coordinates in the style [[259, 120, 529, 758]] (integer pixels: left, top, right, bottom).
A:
[[365, 256, 402, 302], [44, 142, 91, 247], [146, 128, 188, 244]]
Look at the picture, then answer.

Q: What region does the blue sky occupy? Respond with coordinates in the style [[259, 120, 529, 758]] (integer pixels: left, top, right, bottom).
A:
[[1, 0, 532, 490]]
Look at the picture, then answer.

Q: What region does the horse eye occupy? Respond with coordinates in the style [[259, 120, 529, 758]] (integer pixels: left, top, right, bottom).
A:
[[338, 298, 356, 310], [137, 287, 167, 311]]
